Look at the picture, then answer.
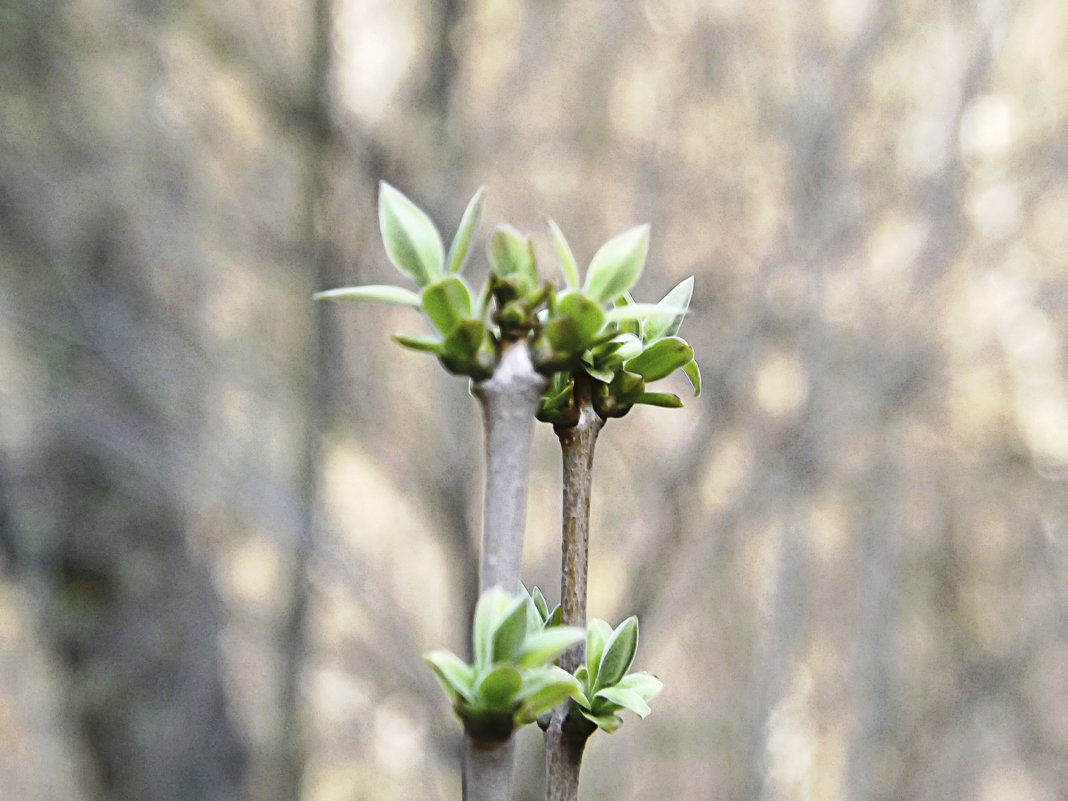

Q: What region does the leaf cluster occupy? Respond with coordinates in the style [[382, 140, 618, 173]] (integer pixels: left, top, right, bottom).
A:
[[564, 616, 663, 735], [315, 184, 700, 420], [424, 586, 585, 742], [426, 587, 661, 742]]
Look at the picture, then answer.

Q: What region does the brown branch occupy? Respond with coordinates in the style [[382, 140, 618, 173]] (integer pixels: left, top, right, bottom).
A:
[[545, 374, 603, 801]]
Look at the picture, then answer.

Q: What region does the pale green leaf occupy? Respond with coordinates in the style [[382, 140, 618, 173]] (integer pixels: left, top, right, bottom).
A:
[[442, 319, 487, 361], [585, 619, 612, 691], [584, 364, 615, 384], [378, 182, 444, 286], [683, 359, 701, 397], [642, 276, 694, 342], [425, 650, 476, 704], [516, 666, 583, 712], [421, 276, 473, 334], [531, 587, 550, 623], [447, 186, 486, 274], [478, 665, 523, 707], [596, 616, 638, 691], [516, 626, 585, 669], [546, 217, 580, 288], [491, 595, 529, 663], [604, 303, 687, 324], [573, 665, 589, 693], [583, 225, 649, 303], [624, 337, 694, 382], [579, 710, 624, 733], [610, 333, 643, 363], [546, 605, 563, 628], [632, 392, 683, 408], [391, 333, 443, 353], [313, 284, 422, 307], [613, 671, 663, 703], [544, 290, 606, 353], [473, 587, 513, 670], [594, 686, 651, 718], [488, 225, 538, 288], [614, 291, 641, 336]]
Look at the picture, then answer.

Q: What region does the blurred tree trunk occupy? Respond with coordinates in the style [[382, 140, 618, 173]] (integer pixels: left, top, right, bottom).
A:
[[275, 1, 336, 799], [2, 244, 248, 801], [0, 4, 249, 797]]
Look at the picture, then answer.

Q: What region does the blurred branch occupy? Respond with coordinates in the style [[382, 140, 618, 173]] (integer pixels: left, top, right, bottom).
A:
[[275, 0, 336, 798]]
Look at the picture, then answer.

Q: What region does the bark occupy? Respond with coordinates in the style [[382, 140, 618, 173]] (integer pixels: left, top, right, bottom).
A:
[[465, 340, 546, 801], [545, 376, 603, 801], [472, 341, 547, 593], [544, 728, 588, 801], [463, 738, 516, 801]]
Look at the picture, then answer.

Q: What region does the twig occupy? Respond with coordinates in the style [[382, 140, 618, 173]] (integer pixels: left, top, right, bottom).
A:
[[545, 374, 603, 801]]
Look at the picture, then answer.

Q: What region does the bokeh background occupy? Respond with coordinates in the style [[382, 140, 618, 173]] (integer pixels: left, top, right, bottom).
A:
[[2, 0, 1067, 799]]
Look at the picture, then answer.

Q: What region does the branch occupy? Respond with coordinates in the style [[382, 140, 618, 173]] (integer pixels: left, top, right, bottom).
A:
[[472, 340, 547, 593], [463, 738, 516, 801], [545, 375, 603, 801], [464, 340, 545, 801]]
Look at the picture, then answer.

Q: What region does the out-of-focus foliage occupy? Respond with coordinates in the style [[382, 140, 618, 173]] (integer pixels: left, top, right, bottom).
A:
[[2, 1, 1067, 801]]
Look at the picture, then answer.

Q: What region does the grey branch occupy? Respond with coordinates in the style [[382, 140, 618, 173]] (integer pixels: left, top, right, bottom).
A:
[[472, 340, 548, 593]]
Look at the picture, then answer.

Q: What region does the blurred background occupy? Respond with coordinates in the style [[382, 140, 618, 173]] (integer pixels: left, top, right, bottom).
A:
[[2, 0, 1067, 799]]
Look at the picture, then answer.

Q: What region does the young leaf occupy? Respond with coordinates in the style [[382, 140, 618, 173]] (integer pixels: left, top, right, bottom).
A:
[[515, 626, 585, 669], [531, 586, 550, 623], [612, 291, 641, 337], [425, 650, 477, 704], [632, 392, 683, 408], [604, 302, 687, 325], [596, 616, 638, 690], [520, 587, 543, 634], [392, 333, 443, 354], [683, 359, 702, 397], [447, 186, 486, 274], [491, 595, 529, 663], [488, 225, 538, 290], [313, 284, 422, 307], [607, 333, 643, 364], [421, 276, 473, 335], [478, 665, 523, 707], [539, 382, 574, 413], [515, 667, 583, 723], [578, 710, 624, 733], [543, 291, 606, 353], [473, 587, 512, 670], [585, 618, 612, 691], [378, 182, 444, 287], [473, 278, 493, 319], [642, 276, 694, 342], [546, 604, 563, 628], [573, 664, 589, 690], [613, 671, 663, 702], [546, 217, 580, 288], [583, 363, 616, 384], [594, 686, 652, 718], [608, 370, 645, 400], [583, 224, 650, 304], [442, 319, 487, 361], [623, 337, 694, 382]]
